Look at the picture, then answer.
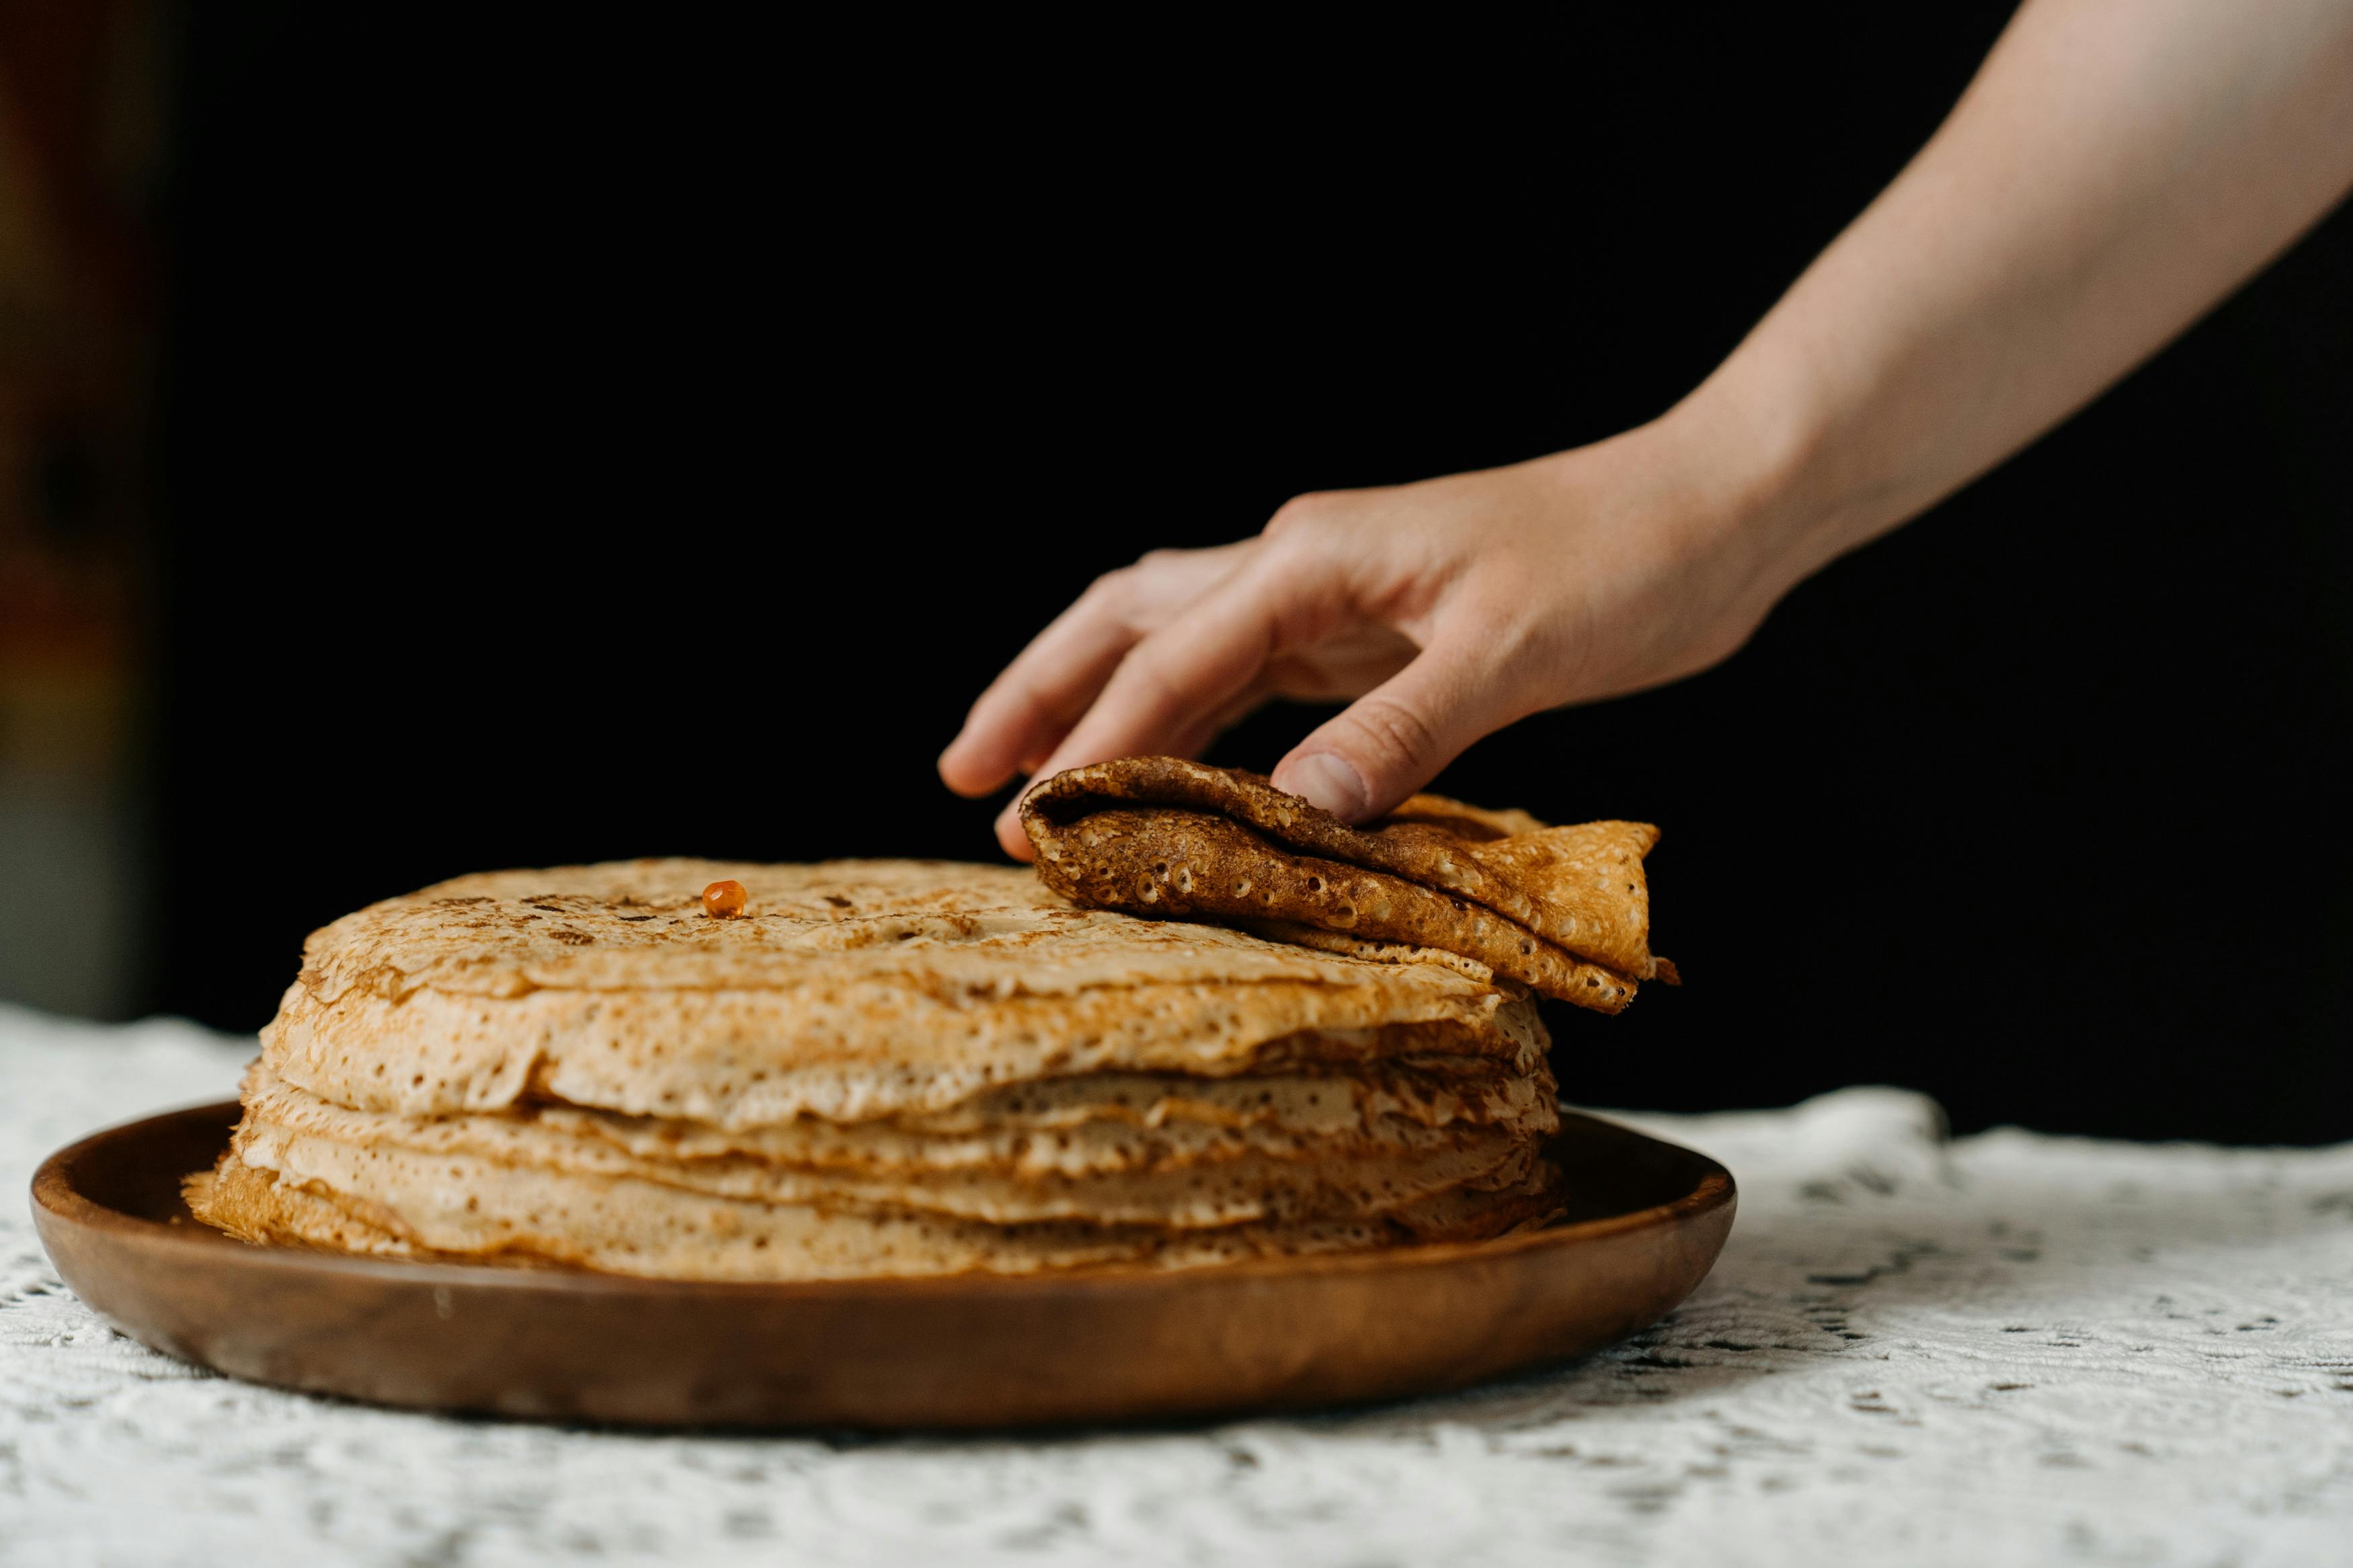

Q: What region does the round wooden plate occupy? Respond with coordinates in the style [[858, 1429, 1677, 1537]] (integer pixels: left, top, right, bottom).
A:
[[32, 1101, 1734, 1430]]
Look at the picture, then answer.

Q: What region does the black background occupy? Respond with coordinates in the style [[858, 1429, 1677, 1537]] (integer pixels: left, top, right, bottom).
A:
[[150, 8, 2353, 1141]]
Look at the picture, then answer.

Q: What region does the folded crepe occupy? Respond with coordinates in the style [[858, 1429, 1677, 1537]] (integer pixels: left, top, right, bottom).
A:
[[1020, 757, 1674, 1012], [189, 858, 1566, 1280]]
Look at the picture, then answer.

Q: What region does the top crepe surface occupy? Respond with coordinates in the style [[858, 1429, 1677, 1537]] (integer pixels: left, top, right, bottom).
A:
[[263, 859, 1546, 1125]]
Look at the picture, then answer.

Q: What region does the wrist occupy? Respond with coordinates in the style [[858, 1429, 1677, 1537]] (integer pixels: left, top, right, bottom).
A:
[[1633, 378, 1835, 610]]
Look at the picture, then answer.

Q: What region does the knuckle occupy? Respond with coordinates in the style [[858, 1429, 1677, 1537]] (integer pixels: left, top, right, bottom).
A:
[[1005, 681, 1063, 731], [1340, 694, 1445, 774], [1114, 640, 1189, 715], [1265, 491, 1337, 538], [1079, 565, 1136, 610], [1083, 548, 1199, 624]]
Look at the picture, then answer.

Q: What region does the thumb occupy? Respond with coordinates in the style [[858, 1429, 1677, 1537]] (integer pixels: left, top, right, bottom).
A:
[[1269, 636, 1522, 822]]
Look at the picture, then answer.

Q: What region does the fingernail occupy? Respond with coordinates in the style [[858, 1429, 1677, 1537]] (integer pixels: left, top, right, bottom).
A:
[[1278, 752, 1368, 820]]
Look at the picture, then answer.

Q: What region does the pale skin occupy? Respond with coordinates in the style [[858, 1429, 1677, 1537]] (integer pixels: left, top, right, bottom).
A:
[[942, 0, 2353, 860]]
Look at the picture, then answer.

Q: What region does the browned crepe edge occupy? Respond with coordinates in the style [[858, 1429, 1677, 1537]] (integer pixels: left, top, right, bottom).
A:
[[1020, 757, 1659, 977], [1026, 806, 1641, 1012]]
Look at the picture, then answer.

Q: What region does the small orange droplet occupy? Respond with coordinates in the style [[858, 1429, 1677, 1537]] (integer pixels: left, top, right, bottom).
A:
[[702, 879, 748, 918]]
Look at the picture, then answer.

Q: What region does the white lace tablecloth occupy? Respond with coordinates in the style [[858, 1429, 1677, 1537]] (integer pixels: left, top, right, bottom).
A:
[[5, 1004, 2350, 1567]]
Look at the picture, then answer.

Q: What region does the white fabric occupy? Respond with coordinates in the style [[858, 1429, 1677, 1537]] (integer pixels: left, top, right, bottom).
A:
[[4, 1003, 2350, 1567]]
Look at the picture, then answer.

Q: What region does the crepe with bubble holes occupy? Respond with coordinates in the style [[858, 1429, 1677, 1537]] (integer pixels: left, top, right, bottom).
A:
[[186, 1136, 1566, 1281], [260, 859, 1550, 1124], [243, 1057, 1560, 1179], [1019, 758, 1675, 1012], [219, 1059, 1557, 1228]]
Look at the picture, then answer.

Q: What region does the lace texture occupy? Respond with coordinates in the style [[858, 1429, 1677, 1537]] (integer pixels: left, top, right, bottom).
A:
[[5, 1004, 2349, 1567]]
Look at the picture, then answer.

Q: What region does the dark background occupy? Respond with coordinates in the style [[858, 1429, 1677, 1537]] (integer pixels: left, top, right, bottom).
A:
[[143, 7, 2351, 1140]]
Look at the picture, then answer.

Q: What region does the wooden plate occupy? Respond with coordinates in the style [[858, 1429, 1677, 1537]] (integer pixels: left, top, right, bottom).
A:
[[31, 1101, 1734, 1430]]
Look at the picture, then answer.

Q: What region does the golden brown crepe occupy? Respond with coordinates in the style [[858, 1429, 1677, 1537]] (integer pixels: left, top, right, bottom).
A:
[[1019, 758, 1673, 1010], [189, 858, 1570, 1280], [259, 858, 1546, 1121], [188, 1143, 1566, 1282], [228, 1061, 1547, 1228]]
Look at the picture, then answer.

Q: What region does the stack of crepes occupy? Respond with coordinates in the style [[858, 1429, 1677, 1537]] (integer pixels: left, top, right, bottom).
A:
[[189, 767, 1665, 1280]]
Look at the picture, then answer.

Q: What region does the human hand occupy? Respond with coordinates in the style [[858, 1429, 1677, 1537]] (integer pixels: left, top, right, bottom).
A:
[[944, 0, 2353, 862], [939, 410, 1810, 860]]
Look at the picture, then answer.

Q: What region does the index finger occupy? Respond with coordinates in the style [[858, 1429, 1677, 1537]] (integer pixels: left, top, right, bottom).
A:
[[940, 544, 1252, 798], [990, 559, 1304, 857]]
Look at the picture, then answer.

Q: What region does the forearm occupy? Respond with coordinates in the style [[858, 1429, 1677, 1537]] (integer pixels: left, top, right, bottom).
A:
[[1675, 0, 2353, 585], [945, 0, 2353, 835]]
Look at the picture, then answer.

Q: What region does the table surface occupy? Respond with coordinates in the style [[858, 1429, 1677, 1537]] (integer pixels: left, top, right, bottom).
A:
[[5, 1003, 2350, 1568]]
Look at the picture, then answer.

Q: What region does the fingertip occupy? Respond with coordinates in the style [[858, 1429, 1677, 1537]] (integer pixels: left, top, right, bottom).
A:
[[1271, 749, 1371, 822], [994, 804, 1038, 862], [1274, 645, 1501, 823]]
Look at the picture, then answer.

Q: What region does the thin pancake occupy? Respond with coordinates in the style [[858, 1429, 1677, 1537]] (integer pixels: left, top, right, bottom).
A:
[[239, 1059, 1560, 1180], [229, 1110, 1542, 1229], [1019, 760, 1670, 1009], [233, 1061, 1552, 1223], [188, 1144, 1566, 1281], [264, 858, 1549, 1122]]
